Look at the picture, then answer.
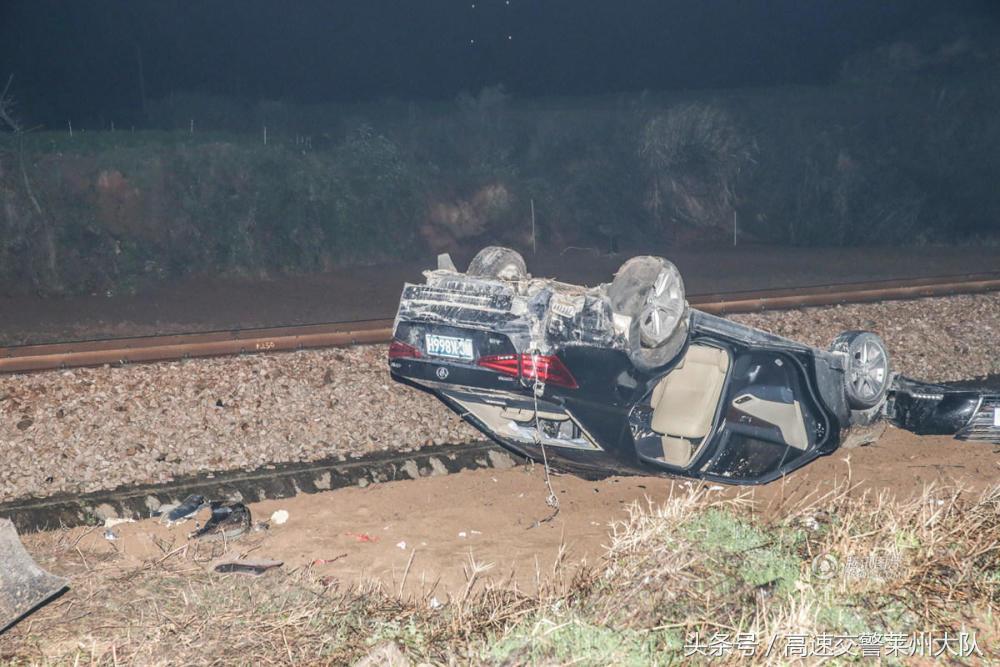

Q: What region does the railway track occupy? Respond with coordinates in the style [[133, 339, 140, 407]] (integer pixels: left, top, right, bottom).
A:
[[2, 272, 999, 375]]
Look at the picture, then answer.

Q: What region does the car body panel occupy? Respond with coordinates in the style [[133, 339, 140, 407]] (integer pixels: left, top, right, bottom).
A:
[[389, 256, 1000, 484]]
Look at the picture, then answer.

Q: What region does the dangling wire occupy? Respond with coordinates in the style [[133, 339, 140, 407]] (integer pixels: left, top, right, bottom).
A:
[[529, 349, 559, 527]]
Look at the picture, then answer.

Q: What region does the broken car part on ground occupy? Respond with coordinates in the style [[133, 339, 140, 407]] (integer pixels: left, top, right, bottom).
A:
[[390, 247, 1000, 485], [0, 495, 257, 634], [0, 519, 67, 634]]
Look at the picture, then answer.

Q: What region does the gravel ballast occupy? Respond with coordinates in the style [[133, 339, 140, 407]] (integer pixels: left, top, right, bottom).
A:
[[0, 346, 479, 503], [2, 293, 998, 503], [729, 293, 999, 382]]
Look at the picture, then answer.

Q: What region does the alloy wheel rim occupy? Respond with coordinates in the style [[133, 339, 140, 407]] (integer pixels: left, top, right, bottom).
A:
[[851, 340, 887, 399]]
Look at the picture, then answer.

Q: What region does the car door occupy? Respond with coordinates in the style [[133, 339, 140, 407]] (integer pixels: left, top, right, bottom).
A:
[[694, 349, 829, 484]]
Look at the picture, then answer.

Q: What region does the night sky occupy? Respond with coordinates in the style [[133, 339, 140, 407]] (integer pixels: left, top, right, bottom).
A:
[[1, 0, 997, 125]]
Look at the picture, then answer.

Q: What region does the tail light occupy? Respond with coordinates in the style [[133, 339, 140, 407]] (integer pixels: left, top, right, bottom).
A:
[[388, 340, 421, 359], [477, 353, 578, 389], [521, 354, 579, 389], [477, 354, 521, 377]]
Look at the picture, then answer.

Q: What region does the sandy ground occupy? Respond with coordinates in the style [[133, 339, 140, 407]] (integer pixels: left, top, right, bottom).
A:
[[27, 427, 1000, 600]]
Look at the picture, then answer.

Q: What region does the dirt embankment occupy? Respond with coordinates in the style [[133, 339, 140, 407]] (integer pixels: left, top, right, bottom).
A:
[[39, 426, 1000, 599], [7, 435, 999, 664]]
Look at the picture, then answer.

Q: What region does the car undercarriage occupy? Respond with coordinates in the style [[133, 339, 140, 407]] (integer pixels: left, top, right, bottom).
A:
[[390, 247, 1000, 485]]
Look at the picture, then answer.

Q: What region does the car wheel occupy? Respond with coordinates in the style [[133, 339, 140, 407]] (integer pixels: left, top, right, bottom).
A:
[[831, 331, 891, 410], [467, 246, 528, 281], [636, 265, 687, 348], [608, 256, 689, 370], [608, 256, 666, 317]]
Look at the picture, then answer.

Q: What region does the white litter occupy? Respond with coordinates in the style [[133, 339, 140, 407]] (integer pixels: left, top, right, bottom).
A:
[[103, 517, 135, 528], [270, 509, 290, 525], [396, 541, 407, 550], [458, 531, 467, 539]]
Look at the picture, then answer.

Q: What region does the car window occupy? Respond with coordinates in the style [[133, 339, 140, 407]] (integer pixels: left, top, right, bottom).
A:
[[704, 432, 801, 481]]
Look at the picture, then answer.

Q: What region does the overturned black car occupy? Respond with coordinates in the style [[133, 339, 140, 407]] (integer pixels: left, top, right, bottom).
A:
[[389, 247, 999, 485]]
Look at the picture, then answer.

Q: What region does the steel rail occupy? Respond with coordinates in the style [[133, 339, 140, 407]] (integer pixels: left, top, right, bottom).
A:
[[2, 272, 999, 375]]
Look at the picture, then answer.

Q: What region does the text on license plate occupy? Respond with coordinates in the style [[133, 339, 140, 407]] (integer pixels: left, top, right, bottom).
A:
[[425, 334, 474, 360]]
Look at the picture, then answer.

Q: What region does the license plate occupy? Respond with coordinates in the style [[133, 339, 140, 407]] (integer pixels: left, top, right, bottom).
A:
[[994, 408, 1000, 427], [425, 333, 474, 361]]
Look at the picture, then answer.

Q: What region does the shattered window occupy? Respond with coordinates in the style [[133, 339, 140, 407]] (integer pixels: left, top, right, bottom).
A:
[[707, 433, 800, 480]]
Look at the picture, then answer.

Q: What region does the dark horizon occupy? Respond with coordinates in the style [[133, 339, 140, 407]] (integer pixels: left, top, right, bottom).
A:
[[2, 0, 998, 127]]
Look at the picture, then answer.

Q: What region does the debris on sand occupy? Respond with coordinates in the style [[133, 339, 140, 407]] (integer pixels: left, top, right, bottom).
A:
[[311, 554, 347, 566], [212, 557, 283, 577], [345, 532, 379, 543], [159, 494, 207, 525], [190, 502, 251, 541], [103, 517, 135, 528]]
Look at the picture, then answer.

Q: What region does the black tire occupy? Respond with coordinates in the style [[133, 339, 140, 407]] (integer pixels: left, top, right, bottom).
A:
[[831, 331, 891, 410], [467, 246, 528, 281]]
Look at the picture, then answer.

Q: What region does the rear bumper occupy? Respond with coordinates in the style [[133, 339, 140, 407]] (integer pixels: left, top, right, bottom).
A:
[[889, 376, 999, 443], [955, 395, 1000, 444]]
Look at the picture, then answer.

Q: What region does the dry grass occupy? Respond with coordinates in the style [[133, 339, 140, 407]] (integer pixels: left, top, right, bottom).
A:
[[490, 481, 999, 664], [0, 527, 580, 666], [793, 481, 1000, 631], [2, 482, 998, 664]]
